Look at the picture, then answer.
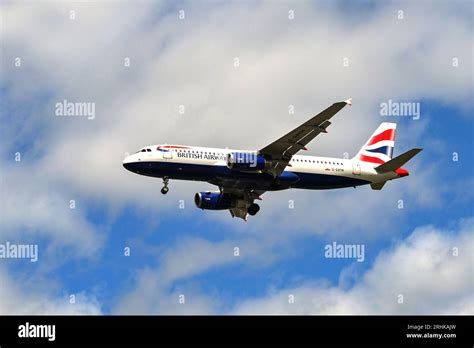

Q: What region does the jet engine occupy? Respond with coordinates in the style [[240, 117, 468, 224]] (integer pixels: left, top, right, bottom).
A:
[[226, 152, 269, 172], [194, 191, 233, 210]]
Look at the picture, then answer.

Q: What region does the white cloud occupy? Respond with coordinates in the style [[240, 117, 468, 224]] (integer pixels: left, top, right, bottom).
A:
[[0, 165, 103, 259], [113, 235, 282, 314], [233, 218, 474, 314], [112, 267, 216, 315], [114, 218, 474, 315], [0, 266, 102, 314]]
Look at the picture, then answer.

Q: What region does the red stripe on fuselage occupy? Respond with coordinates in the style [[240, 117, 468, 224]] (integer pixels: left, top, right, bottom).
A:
[[159, 145, 192, 149], [367, 129, 396, 146], [359, 155, 385, 164]]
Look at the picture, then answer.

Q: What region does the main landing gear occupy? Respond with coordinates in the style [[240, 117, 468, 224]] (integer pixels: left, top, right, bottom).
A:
[[247, 203, 260, 216], [161, 176, 169, 195]]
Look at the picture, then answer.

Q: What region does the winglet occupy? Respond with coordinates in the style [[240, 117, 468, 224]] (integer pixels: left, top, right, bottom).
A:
[[344, 98, 352, 106]]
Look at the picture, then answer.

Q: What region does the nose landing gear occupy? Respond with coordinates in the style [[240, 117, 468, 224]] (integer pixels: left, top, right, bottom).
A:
[[161, 176, 169, 194]]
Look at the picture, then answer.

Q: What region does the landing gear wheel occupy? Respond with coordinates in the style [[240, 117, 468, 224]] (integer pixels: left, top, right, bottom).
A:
[[161, 176, 170, 195], [248, 203, 260, 216]]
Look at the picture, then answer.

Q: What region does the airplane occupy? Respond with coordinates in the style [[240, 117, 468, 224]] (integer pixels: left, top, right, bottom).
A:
[[123, 99, 422, 220]]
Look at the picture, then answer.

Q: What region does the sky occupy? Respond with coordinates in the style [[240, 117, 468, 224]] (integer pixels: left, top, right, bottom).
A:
[[0, 0, 473, 314]]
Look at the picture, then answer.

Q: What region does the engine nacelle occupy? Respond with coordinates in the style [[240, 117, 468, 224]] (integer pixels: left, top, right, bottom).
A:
[[194, 191, 233, 210], [226, 152, 268, 172]]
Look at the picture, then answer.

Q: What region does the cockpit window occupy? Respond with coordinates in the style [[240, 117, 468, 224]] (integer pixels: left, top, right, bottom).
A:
[[141, 149, 146, 152], [147, 149, 151, 152]]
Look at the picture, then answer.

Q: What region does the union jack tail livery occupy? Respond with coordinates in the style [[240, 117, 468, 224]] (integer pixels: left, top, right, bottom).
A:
[[354, 122, 396, 165]]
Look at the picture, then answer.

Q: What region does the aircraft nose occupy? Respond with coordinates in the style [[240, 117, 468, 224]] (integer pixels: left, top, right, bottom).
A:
[[123, 161, 131, 171], [122, 156, 134, 171]]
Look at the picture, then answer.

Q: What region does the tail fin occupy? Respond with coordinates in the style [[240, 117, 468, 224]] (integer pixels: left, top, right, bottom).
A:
[[353, 122, 396, 166]]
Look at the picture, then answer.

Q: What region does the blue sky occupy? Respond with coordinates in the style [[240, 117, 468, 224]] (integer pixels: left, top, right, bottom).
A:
[[0, 0, 473, 314]]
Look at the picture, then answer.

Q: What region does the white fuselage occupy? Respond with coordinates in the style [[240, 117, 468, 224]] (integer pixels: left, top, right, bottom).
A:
[[123, 145, 400, 191]]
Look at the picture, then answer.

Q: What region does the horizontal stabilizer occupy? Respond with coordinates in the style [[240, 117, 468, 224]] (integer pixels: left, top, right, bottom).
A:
[[375, 148, 423, 173], [370, 182, 386, 190]]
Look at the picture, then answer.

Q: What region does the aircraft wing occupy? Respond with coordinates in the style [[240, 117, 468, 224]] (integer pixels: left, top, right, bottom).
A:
[[258, 99, 352, 176]]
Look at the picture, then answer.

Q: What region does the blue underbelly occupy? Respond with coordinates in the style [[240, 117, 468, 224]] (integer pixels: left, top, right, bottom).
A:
[[124, 161, 369, 190], [291, 172, 369, 189]]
